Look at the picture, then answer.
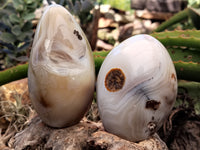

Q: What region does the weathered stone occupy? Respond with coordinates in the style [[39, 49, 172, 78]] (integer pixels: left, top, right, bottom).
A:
[[14, 116, 168, 150]]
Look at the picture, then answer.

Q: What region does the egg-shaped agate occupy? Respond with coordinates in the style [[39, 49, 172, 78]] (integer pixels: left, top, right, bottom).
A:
[[28, 4, 95, 128], [97, 34, 177, 142]]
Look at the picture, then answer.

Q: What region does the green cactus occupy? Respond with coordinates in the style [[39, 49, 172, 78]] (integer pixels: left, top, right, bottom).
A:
[[1, 29, 200, 85], [150, 30, 200, 82], [0, 63, 28, 85], [151, 30, 200, 49], [154, 8, 189, 32], [154, 3, 200, 32]]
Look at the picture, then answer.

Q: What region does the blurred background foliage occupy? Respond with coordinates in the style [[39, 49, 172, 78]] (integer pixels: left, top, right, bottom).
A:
[[188, 0, 200, 7], [0, 0, 42, 69], [1, 0, 200, 70], [52, 0, 96, 25], [98, 0, 131, 11], [0, 0, 199, 77]]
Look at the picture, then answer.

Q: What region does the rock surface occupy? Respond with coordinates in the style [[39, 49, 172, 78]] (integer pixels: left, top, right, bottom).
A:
[[14, 116, 168, 150], [1, 79, 200, 149]]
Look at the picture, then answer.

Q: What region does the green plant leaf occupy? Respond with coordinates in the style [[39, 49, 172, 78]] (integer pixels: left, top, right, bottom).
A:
[[23, 13, 35, 21], [9, 14, 20, 24], [26, 0, 34, 4], [22, 21, 32, 31], [11, 25, 22, 36], [17, 32, 27, 41], [18, 41, 31, 51], [0, 5, 16, 18], [188, 7, 200, 29], [8, 55, 29, 62], [2, 16, 12, 27], [99, 0, 131, 11], [0, 0, 7, 8], [27, 2, 38, 9], [13, 0, 24, 11], [0, 32, 16, 43], [16, 30, 32, 41]]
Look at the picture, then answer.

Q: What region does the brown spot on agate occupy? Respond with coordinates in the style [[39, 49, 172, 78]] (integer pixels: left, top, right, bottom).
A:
[[78, 35, 82, 40], [147, 121, 157, 133], [105, 68, 125, 92], [39, 95, 52, 108], [146, 100, 160, 110], [73, 29, 82, 40], [171, 73, 176, 81]]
